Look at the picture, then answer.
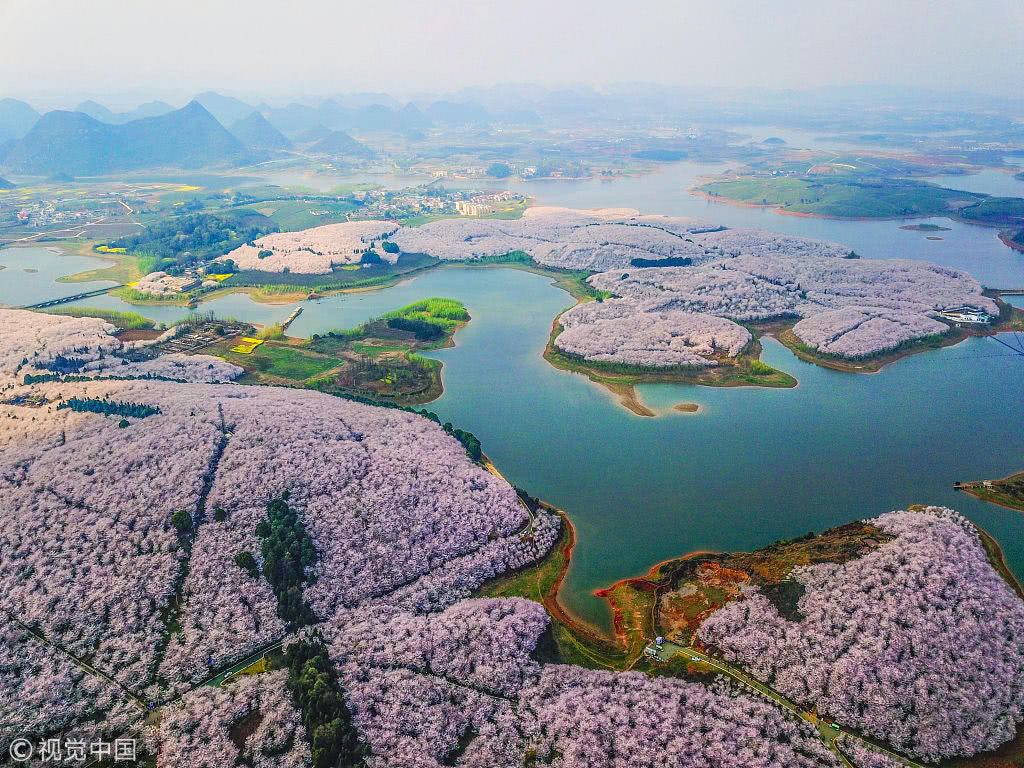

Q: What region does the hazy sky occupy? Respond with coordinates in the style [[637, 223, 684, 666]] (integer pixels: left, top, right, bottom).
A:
[[2, 0, 1021, 106]]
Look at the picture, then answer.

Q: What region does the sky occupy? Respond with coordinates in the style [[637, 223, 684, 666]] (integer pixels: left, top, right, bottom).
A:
[[2, 0, 1022, 107]]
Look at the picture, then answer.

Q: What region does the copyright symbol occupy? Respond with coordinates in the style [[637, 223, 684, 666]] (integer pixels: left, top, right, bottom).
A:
[[9, 738, 33, 761]]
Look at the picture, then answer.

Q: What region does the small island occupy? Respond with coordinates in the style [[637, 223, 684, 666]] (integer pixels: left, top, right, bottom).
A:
[[900, 223, 952, 231], [694, 172, 1024, 227]]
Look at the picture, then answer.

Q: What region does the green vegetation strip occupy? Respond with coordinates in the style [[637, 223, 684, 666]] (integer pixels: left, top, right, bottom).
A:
[[36, 305, 155, 330]]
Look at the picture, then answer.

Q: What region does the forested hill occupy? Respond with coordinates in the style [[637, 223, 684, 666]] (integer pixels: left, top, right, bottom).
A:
[[0, 101, 245, 175]]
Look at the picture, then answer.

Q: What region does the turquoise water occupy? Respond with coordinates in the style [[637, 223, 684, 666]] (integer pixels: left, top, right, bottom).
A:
[[68, 265, 1023, 632], [0, 246, 116, 307], [7, 168, 1024, 634], [400, 268, 1024, 630]]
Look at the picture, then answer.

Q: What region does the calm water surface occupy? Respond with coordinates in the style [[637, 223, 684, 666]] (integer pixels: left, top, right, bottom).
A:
[[80, 267, 1024, 631], [0, 246, 116, 307], [9, 168, 1024, 632]]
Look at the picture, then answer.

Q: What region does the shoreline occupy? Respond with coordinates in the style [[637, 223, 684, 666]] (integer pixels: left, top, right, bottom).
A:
[[542, 311, 798, 417], [999, 231, 1024, 253], [513, 502, 1024, 668], [958, 471, 1024, 516], [689, 187, 1024, 230]]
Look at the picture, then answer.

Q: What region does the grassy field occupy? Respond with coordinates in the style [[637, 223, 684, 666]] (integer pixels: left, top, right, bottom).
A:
[[213, 340, 344, 381], [697, 176, 984, 219], [218, 252, 438, 294], [57, 242, 145, 285], [960, 473, 1024, 514], [194, 297, 470, 403]]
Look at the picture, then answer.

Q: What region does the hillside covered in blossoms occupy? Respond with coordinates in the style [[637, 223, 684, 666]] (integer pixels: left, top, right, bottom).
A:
[[2, 310, 1024, 767]]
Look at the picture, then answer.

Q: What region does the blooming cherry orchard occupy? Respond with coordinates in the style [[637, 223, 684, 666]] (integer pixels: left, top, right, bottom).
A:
[[0, 612, 143, 749], [587, 254, 995, 359], [154, 670, 309, 768], [220, 221, 399, 272], [835, 735, 906, 768], [158, 383, 556, 684], [698, 506, 1024, 761], [0, 379, 226, 692], [0, 309, 241, 387], [4, 313, 1023, 766], [556, 298, 752, 367]]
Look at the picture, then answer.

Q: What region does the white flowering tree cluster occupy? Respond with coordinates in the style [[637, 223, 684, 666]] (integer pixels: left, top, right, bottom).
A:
[[132, 272, 195, 296], [324, 598, 549, 697], [390, 207, 742, 271], [0, 309, 121, 387], [0, 309, 241, 387], [0, 379, 225, 692], [154, 669, 309, 768], [4, 316, 1024, 765], [0, 612, 143, 749], [555, 298, 752, 367], [587, 254, 996, 359], [158, 384, 559, 687], [321, 613, 843, 768], [835, 735, 905, 768], [220, 221, 399, 273], [697, 506, 1024, 762]]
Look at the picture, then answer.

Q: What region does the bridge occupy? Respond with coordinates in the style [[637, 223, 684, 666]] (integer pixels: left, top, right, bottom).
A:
[[19, 286, 121, 309]]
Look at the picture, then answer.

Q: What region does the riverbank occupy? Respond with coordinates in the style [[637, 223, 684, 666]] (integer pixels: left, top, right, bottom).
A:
[[478, 505, 631, 670], [999, 230, 1024, 253], [492, 501, 1024, 677], [543, 315, 797, 417], [958, 472, 1024, 517], [774, 297, 1023, 374]]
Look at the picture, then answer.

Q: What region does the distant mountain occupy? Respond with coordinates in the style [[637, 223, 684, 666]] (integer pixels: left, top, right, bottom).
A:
[[424, 100, 490, 125], [230, 111, 292, 149], [1, 101, 244, 175], [76, 100, 117, 122], [333, 92, 402, 110], [76, 99, 177, 124], [193, 91, 256, 127], [0, 176, 15, 189], [0, 98, 40, 142], [309, 129, 374, 158], [294, 124, 334, 144], [129, 101, 175, 119]]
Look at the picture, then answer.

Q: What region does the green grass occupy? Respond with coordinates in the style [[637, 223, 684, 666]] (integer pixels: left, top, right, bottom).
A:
[[264, 200, 359, 230], [380, 297, 470, 332], [226, 344, 341, 380], [35, 306, 154, 330], [219, 253, 438, 293]]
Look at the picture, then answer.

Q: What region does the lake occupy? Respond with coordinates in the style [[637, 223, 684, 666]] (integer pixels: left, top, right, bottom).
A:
[[0, 246, 116, 307], [7, 167, 1024, 634], [73, 265, 1024, 632]]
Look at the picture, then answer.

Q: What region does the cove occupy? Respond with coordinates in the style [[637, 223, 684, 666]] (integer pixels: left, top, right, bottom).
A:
[[0, 246, 116, 307], [409, 268, 1024, 631]]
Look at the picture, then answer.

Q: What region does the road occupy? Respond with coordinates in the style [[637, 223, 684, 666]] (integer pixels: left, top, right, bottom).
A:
[[669, 645, 926, 768]]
